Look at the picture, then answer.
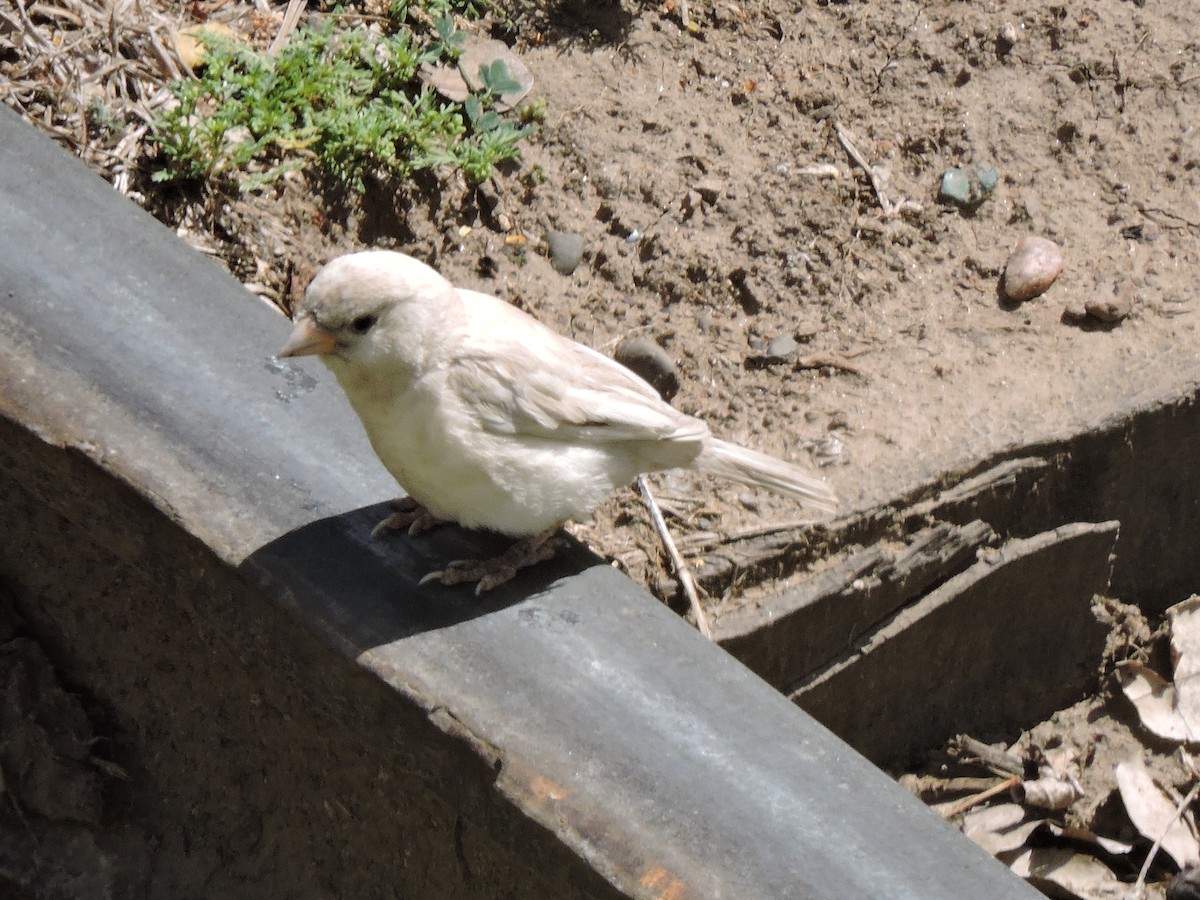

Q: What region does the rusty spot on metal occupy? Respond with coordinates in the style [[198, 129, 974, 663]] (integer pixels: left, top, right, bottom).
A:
[[529, 775, 570, 801], [640, 866, 686, 900]]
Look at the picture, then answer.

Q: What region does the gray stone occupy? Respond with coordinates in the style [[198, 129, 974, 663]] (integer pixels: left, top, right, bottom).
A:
[[614, 336, 681, 401], [545, 229, 585, 275]]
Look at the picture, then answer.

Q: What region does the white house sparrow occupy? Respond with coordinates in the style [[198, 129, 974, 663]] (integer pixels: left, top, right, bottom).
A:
[[279, 250, 836, 593]]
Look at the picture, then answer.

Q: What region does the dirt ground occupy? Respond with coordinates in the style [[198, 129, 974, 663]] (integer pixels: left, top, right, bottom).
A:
[[7, 0, 1199, 601], [5, 0, 1200, 896]]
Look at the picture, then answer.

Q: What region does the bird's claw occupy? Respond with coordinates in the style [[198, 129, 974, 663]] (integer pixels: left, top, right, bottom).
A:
[[371, 497, 446, 538], [416, 530, 563, 596], [419, 559, 518, 596], [418, 568, 446, 587]]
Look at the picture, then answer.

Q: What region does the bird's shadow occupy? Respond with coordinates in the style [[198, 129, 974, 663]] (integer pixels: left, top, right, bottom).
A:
[[238, 502, 606, 656]]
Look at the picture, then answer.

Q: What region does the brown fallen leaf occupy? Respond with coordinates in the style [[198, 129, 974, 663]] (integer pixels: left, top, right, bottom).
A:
[[170, 22, 241, 72], [1116, 758, 1200, 869], [1014, 775, 1083, 810], [960, 803, 1042, 856], [1009, 846, 1127, 900], [1119, 662, 1200, 743]]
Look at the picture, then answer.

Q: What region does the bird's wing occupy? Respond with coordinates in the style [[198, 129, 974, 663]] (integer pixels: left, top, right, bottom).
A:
[[447, 292, 707, 445]]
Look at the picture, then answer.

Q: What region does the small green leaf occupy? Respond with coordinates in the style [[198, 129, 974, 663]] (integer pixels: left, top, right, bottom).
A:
[[433, 15, 466, 56], [463, 95, 483, 125], [477, 59, 522, 97]]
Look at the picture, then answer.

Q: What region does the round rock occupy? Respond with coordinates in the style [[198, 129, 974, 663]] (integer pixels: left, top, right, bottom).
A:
[[1085, 289, 1133, 324], [1002, 236, 1063, 302], [545, 230, 585, 275], [767, 334, 800, 357], [614, 337, 681, 402]]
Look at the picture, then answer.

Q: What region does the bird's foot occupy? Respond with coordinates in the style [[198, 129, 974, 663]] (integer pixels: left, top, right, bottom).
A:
[[419, 529, 562, 596], [371, 497, 447, 538]]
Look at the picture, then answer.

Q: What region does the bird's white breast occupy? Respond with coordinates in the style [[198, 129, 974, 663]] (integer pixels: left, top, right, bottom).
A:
[[341, 367, 634, 536]]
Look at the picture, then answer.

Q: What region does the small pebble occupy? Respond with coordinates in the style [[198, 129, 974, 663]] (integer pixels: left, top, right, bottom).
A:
[[976, 167, 999, 194], [614, 336, 681, 402], [545, 230, 584, 275], [939, 169, 972, 205], [1085, 286, 1133, 323], [996, 22, 1018, 56], [738, 493, 761, 511], [1002, 236, 1063, 302], [793, 320, 821, 342], [767, 334, 800, 357], [940, 166, 998, 207], [694, 178, 724, 204]]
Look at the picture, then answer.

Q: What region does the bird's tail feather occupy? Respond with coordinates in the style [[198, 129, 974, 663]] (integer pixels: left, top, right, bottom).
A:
[[695, 439, 837, 513]]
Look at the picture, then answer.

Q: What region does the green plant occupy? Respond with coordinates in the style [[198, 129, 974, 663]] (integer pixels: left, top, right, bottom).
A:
[[389, 0, 494, 22], [150, 7, 534, 191], [428, 13, 467, 59], [433, 57, 533, 181], [519, 96, 547, 125]]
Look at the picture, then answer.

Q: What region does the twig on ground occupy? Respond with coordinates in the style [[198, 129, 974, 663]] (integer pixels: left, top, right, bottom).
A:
[[951, 734, 1025, 777], [677, 518, 820, 552], [940, 774, 1021, 819], [14, 0, 56, 52], [797, 163, 842, 178], [268, 0, 306, 56], [794, 353, 866, 376], [146, 22, 183, 81], [638, 476, 712, 639], [834, 121, 922, 218], [900, 774, 1008, 800]]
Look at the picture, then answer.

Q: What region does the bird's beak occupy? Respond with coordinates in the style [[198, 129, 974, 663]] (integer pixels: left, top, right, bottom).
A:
[[278, 317, 337, 358]]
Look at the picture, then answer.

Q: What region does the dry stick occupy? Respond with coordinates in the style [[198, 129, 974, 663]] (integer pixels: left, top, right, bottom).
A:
[[1130, 779, 1200, 900], [268, 0, 307, 57], [14, 0, 56, 52], [902, 774, 1006, 800], [794, 353, 865, 376], [682, 518, 815, 546], [679, 0, 691, 29], [637, 476, 712, 640], [145, 22, 182, 81], [953, 734, 1025, 777], [940, 774, 1021, 819], [833, 121, 922, 218], [834, 121, 894, 214]]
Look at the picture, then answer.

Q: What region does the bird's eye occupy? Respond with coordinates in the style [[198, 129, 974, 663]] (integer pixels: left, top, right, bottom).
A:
[[351, 314, 377, 334]]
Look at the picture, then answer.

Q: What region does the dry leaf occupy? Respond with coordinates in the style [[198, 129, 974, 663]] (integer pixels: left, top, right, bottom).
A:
[[1015, 776, 1083, 810], [1120, 599, 1200, 744], [171, 23, 241, 71], [1119, 662, 1200, 743], [1044, 823, 1136, 858], [1168, 596, 1200, 666], [1115, 758, 1200, 869], [961, 803, 1043, 856], [1009, 847, 1127, 899], [1171, 597, 1200, 720]]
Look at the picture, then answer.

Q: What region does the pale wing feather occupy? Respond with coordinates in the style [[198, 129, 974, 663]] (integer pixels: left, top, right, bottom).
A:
[[449, 290, 707, 445]]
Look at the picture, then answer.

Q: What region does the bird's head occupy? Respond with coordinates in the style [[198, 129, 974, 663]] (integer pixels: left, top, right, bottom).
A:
[[277, 250, 458, 380]]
